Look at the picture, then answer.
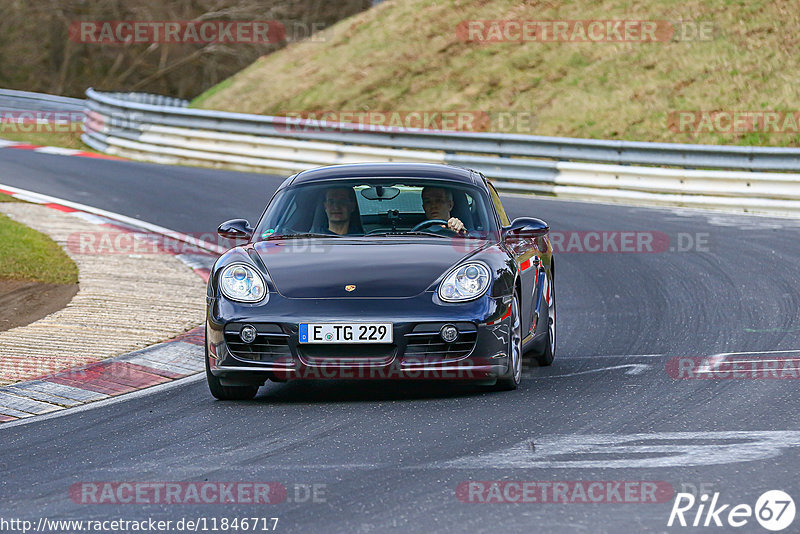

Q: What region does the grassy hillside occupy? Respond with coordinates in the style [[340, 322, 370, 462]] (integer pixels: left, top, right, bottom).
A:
[[193, 0, 800, 146]]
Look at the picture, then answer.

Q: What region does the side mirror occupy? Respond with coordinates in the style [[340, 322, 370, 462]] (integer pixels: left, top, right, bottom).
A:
[[502, 217, 549, 242], [217, 219, 253, 240]]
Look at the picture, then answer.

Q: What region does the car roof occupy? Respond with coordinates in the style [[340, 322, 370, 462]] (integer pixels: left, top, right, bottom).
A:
[[284, 163, 483, 188]]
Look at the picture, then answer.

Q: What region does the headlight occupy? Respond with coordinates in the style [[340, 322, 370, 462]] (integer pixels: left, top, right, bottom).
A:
[[219, 263, 267, 303], [438, 262, 491, 302]]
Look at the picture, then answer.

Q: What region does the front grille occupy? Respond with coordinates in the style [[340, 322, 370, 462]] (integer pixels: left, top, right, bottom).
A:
[[224, 324, 291, 363], [297, 344, 397, 366], [404, 323, 478, 362]]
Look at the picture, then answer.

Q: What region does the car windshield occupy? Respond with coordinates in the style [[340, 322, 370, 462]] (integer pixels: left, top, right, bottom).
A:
[[254, 178, 498, 241]]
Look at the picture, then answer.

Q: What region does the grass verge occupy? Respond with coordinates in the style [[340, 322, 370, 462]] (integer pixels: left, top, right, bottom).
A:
[[0, 200, 79, 284], [0, 130, 87, 150]]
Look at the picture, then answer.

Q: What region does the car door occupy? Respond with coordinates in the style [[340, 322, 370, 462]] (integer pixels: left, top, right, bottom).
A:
[[486, 182, 540, 340]]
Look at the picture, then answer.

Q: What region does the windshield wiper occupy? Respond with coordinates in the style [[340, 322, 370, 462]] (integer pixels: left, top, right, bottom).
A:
[[265, 232, 344, 240], [368, 231, 450, 239]]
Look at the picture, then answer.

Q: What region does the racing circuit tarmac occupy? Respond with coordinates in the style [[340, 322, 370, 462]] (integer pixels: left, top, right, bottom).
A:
[[1, 148, 799, 533]]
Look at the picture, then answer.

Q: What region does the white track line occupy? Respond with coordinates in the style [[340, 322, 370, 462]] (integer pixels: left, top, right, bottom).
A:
[[0, 182, 224, 253], [524, 363, 652, 379]]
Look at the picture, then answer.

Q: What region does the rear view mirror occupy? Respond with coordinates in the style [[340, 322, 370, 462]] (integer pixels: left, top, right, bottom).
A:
[[360, 186, 400, 201], [502, 217, 549, 241], [217, 219, 253, 240]]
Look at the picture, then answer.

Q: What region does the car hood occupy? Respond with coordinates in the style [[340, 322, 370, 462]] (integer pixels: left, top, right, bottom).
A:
[[253, 238, 491, 299]]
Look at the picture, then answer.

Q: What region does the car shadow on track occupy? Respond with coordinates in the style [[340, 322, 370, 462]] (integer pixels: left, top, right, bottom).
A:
[[243, 379, 503, 403]]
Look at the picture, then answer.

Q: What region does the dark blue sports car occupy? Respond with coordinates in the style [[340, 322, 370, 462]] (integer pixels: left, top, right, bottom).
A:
[[205, 163, 555, 399]]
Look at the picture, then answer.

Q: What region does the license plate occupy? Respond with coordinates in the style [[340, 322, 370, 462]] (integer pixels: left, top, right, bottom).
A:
[[299, 323, 393, 344]]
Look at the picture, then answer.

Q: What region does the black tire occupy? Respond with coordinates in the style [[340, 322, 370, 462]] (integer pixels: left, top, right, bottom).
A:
[[495, 292, 522, 391], [532, 269, 556, 366], [205, 339, 259, 401]]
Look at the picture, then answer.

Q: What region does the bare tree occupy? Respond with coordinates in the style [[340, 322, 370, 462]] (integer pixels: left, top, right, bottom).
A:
[[0, 0, 371, 98]]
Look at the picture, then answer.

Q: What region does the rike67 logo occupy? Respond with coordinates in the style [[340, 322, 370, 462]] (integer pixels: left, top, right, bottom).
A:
[[668, 490, 795, 531]]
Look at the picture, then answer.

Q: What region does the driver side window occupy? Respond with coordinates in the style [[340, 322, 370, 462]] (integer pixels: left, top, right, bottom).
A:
[[488, 183, 510, 227]]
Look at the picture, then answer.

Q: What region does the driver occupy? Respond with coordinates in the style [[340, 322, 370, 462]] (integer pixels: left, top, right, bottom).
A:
[[322, 187, 362, 235], [421, 186, 466, 234]]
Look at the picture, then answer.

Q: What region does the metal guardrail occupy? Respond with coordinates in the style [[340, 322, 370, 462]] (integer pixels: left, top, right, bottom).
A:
[[96, 92, 189, 108], [0, 89, 85, 113], [81, 88, 800, 217], [0, 89, 186, 113], [83, 88, 800, 172]]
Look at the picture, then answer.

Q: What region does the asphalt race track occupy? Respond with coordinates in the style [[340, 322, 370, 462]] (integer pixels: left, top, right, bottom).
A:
[[2, 149, 800, 533]]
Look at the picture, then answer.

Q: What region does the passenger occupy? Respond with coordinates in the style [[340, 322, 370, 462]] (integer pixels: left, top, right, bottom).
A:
[[421, 186, 466, 234], [322, 187, 363, 235]]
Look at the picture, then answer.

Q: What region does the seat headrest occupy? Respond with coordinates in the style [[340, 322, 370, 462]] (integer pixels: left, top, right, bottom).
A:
[[450, 191, 474, 230]]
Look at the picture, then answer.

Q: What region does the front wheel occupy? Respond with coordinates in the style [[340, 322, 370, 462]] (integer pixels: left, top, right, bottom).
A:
[[532, 269, 556, 366], [495, 292, 522, 391], [205, 338, 259, 400]]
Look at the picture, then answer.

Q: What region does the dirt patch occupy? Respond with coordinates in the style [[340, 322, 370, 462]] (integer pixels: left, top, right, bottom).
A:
[[0, 279, 78, 332]]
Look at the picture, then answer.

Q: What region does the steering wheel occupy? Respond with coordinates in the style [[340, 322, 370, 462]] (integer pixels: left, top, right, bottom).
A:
[[411, 219, 449, 232]]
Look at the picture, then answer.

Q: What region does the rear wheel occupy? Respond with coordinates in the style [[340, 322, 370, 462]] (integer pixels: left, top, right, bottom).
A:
[[205, 335, 259, 400], [495, 292, 522, 391]]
